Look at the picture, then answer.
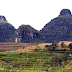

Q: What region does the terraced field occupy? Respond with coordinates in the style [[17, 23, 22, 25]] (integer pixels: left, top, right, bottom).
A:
[[0, 42, 72, 72], [0, 42, 36, 51]]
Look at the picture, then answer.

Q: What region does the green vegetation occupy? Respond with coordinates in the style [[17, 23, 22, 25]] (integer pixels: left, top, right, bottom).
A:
[[0, 42, 72, 72]]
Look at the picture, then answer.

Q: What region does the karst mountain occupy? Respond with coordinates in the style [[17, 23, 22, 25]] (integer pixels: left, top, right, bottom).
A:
[[0, 9, 72, 43], [0, 16, 15, 42], [39, 9, 72, 42], [7, 25, 43, 43]]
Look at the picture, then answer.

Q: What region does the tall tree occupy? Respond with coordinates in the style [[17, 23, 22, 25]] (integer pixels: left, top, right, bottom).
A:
[[52, 42, 58, 51], [69, 43, 72, 49]]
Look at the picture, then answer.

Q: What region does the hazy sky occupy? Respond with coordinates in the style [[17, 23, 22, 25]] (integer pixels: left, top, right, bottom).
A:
[[0, 0, 72, 30]]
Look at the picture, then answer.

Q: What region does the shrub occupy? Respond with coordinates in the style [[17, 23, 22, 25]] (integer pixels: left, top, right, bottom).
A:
[[45, 45, 52, 51], [52, 42, 58, 51], [23, 47, 25, 49], [34, 48, 39, 52], [19, 53, 23, 55]]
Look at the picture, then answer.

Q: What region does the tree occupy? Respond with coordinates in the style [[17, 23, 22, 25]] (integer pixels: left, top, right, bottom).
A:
[[45, 45, 49, 48], [69, 43, 72, 49], [52, 42, 58, 51], [61, 42, 65, 48], [49, 53, 67, 67], [57, 58, 62, 67], [23, 47, 25, 49], [49, 54, 61, 67], [63, 54, 67, 62], [45, 45, 52, 52], [45, 45, 48, 51]]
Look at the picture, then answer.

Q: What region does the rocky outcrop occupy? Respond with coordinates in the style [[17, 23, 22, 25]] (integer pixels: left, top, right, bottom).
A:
[[8, 25, 43, 43], [60, 9, 71, 16], [0, 15, 7, 22]]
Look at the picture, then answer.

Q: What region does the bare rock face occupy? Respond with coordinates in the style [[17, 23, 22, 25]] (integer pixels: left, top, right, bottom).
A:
[[39, 9, 72, 43], [8, 25, 42, 43]]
